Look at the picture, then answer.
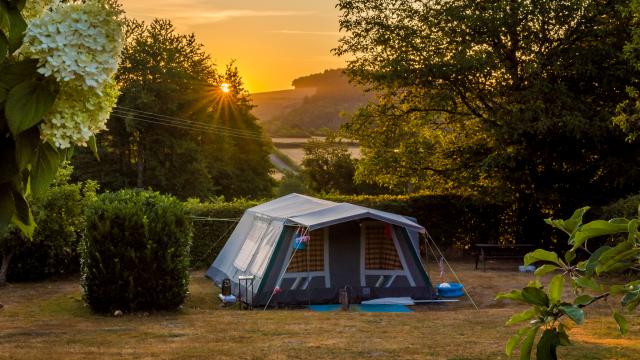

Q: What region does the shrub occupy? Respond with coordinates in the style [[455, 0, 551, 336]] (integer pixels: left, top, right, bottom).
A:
[[7, 180, 98, 281], [81, 190, 192, 313], [601, 193, 640, 219], [185, 198, 260, 268]]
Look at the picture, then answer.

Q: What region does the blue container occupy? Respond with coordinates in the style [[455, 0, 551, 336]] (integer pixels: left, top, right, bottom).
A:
[[293, 236, 307, 250], [436, 282, 464, 298]]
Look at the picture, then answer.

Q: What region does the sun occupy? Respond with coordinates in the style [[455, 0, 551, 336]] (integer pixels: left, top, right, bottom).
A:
[[220, 83, 231, 93]]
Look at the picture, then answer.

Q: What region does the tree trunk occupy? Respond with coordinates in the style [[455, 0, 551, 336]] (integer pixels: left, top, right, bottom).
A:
[[0, 252, 13, 287], [136, 131, 144, 189]]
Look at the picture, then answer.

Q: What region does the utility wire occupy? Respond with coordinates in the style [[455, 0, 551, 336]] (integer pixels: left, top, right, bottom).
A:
[[114, 106, 262, 136]]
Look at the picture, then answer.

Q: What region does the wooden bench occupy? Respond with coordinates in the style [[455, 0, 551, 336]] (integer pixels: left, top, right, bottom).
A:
[[474, 243, 536, 271]]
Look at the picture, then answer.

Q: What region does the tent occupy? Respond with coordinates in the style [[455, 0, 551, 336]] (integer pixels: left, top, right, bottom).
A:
[[206, 193, 436, 306]]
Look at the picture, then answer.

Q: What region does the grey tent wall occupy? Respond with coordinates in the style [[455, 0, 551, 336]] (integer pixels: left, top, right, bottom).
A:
[[255, 221, 436, 306]]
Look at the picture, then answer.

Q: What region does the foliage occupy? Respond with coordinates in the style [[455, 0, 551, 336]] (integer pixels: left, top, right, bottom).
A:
[[3, 164, 98, 281], [498, 208, 639, 359], [334, 0, 640, 244], [71, 19, 274, 200], [184, 198, 259, 268], [602, 193, 640, 219], [0, 0, 123, 241], [275, 171, 308, 197], [301, 137, 388, 195], [81, 190, 192, 313]]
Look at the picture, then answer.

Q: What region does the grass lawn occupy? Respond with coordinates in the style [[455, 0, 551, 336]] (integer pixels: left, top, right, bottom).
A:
[[0, 260, 638, 359]]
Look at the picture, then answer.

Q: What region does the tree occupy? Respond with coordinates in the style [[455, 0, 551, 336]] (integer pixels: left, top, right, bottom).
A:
[[498, 207, 639, 359], [334, 0, 640, 243], [72, 19, 274, 200], [301, 138, 359, 194]]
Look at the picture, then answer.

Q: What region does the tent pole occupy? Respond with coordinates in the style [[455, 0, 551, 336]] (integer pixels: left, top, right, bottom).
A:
[[263, 226, 309, 311], [423, 232, 480, 311]]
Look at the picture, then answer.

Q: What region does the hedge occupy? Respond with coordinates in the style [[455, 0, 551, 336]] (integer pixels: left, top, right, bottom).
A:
[[185, 198, 260, 269], [81, 190, 192, 313]]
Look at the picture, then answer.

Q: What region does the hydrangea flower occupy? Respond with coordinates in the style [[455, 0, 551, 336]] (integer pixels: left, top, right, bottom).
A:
[[22, 0, 123, 90], [40, 78, 119, 148]]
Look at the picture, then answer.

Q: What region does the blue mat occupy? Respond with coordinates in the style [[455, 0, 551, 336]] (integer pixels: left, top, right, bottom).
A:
[[308, 304, 412, 313]]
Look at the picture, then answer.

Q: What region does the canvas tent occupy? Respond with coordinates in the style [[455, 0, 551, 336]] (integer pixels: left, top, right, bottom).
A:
[[206, 193, 436, 305]]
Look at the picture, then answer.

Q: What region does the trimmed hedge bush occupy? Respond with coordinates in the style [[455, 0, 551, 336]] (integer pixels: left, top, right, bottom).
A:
[[185, 198, 259, 268], [81, 190, 192, 313]]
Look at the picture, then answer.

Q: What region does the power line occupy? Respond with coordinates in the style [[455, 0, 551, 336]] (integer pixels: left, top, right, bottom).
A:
[[112, 108, 264, 138], [110, 112, 268, 141]]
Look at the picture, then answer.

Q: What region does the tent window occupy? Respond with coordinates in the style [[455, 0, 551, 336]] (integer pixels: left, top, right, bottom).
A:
[[287, 230, 324, 273], [365, 223, 402, 270]]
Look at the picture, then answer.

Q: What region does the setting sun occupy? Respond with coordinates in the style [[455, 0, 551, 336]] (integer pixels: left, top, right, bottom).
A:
[[220, 83, 231, 93]]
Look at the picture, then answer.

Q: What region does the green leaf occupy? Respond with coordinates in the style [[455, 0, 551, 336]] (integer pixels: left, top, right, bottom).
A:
[[0, 33, 7, 64], [506, 327, 529, 357], [507, 307, 538, 326], [10, 187, 34, 238], [0, 183, 15, 232], [0, 2, 10, 37], [570, 220, 629, 251], [613, 311, 628, 335], [534, 264, 559, 277], [15, 126, 41, 170], [621, 289, 640, 311], [564, 250, 576, 264], [88, 135, 100, 161], [596, 241, 639, 275], [497, 289, 525, 302], [548, 275, 564, 304], [522, 287, 549, 307], [559, 304, 584, 324], [524, 249, 562, 266], [519, 326, 540, 360], [6, 5, 26, 52], [544, 207, 589, 235], [573, 276, 600, 291], [536, 329, 561, 360], [5, 79, 56, 136], [585, 246, 611, 276], [0, 59, 38, 92], [574, 294, 593, 306], [30, 141, 61, 197], [557, 329, 571, 346]]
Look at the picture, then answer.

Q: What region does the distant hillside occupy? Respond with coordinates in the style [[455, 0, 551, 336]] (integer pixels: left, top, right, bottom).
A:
[[251, 69, 370, 136]]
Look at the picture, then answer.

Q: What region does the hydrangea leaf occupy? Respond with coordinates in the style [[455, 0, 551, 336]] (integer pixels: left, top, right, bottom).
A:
[[5, 79, 55, 136], [30, 141, 61, 197]]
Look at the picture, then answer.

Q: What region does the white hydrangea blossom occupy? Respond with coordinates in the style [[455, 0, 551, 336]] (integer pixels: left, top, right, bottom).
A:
[[40, 79, 119, 148], [22, 0, 123, 90], [20, 0, 123, 149]]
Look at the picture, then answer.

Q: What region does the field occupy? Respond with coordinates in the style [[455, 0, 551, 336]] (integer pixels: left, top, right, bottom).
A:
[[1, 261, 638, 359], [272, 137, 361, 166]]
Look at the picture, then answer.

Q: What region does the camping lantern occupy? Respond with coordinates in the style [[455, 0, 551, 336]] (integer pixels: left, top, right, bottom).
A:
[[221, 278, 231, 296]]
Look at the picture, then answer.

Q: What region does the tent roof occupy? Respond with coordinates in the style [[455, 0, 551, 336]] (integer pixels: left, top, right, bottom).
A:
[[248, 193, 425, 233]]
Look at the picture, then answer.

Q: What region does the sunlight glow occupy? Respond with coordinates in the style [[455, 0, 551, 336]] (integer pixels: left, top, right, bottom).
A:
[[220, 83, 231, 93]]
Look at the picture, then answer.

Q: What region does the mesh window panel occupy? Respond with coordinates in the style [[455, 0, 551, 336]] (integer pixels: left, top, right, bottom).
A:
[[365, 223, 402, 270], [287, 230, 324, 273]]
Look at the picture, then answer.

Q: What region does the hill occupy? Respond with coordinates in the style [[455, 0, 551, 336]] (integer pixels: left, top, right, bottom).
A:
[[251, 69, 370, 136]]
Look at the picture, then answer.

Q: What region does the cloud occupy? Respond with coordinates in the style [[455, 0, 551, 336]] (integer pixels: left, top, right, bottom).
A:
[[121, 1, 314, 25], [272, 30, 341, 36]]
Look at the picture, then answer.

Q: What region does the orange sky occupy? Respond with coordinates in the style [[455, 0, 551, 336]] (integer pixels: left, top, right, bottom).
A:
[[119, 0, 346, 93]]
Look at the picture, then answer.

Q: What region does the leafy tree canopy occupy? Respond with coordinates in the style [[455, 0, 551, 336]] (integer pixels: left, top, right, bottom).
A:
[[335, 0, 640, 240], [72, 18, 274, 200]]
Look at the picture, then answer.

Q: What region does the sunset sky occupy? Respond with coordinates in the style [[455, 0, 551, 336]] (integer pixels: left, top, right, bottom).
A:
[[120, 0, 345, 93]]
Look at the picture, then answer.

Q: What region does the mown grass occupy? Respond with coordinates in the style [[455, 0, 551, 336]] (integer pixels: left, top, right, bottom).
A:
[[0, 261, 638, 359]]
